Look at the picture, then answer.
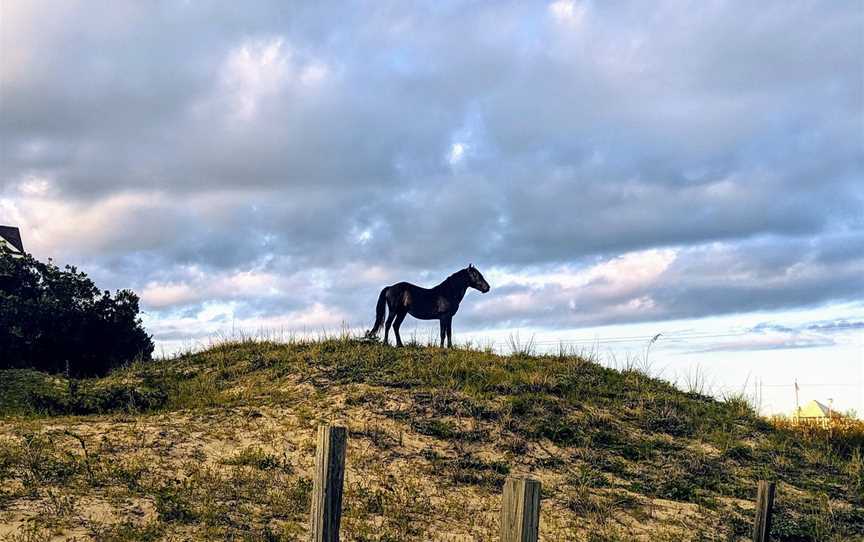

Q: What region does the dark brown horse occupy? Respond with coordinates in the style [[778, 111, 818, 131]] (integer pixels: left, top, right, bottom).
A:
[[366, 265, 490, 347]]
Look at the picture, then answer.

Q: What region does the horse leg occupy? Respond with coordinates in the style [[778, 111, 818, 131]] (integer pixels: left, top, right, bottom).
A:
[[446, 316, 453, 348], [393, 310, 406, 347], [384, 310, 396, 345], [439, 318, 447, 347]]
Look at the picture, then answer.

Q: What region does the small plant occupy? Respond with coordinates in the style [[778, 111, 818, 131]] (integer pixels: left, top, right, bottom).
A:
[[87, 521, 163, 542], [681, 365, 710, 396], [39, 489, 77, 519], [506, 332, 536, 357], [155, 479, 198, 524], [221, 446, 292, 473]]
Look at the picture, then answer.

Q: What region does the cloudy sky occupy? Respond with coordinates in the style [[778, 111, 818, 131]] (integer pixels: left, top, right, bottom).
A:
[[2, 1, 862, 414]]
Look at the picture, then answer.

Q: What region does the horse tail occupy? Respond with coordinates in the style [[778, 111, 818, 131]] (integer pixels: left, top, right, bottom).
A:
[[367, 287, 389, 337]]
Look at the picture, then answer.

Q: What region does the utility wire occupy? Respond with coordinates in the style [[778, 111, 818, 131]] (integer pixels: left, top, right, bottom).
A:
[[475, 328, 754, 347]]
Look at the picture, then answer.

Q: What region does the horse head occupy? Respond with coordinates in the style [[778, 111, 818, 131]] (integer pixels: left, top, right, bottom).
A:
[[467, 264, 490, 293]]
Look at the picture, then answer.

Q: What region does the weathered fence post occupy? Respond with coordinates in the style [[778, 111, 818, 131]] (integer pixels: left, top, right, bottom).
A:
[[500, 476, 541, 542], [752, 480, 776, 542], [310, 424, 347, 542]]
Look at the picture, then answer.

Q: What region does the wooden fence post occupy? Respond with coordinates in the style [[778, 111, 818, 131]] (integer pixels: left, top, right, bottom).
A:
[[500, 476, 541, 542], [752, 480, 776, 542], [310, 425, 347, 542]]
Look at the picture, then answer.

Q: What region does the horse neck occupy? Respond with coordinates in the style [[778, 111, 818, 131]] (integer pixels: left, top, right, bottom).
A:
[[438, 270, 470, 302]]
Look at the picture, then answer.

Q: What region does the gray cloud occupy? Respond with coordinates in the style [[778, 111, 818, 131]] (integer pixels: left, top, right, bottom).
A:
[[686, 317, 864, 353], [752, 319, 864, 335], [458, 234, 864, 330], [692, 338, 836, 353], [1, 0, 862, 341]]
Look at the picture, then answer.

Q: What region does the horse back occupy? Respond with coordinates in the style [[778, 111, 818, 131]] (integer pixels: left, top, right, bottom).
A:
[[387, 282, 441, 319]]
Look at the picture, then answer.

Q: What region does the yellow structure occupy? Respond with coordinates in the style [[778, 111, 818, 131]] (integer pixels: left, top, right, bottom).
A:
[[793, 400, 843, 427]]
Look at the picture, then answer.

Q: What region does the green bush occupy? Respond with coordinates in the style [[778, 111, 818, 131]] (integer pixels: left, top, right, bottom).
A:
[[0, 247, 153, 376]]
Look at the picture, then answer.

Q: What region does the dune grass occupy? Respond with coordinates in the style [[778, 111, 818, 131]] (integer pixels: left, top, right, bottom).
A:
[[0, 337, 862, 540]]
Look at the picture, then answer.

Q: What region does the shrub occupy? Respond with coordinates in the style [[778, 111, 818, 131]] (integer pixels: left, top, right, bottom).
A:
[[0, 247, 153, 376], [770, 416, 864, 458]]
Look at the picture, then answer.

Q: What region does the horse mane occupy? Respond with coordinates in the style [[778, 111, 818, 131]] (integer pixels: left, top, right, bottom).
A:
[[437, 268, 469, 291], [447, 268, 468, 280]]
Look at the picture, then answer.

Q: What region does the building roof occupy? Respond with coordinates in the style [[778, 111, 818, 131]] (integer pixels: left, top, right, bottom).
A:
[[797, 400, 837, 418], [0, 226, 24, 253]]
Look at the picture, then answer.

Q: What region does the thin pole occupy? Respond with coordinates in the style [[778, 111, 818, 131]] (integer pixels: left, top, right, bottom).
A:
[[794, 380, 800, 421], [752, 480, 776, 542], [500, 477, 541, 542], [310, 425, 347, 542]]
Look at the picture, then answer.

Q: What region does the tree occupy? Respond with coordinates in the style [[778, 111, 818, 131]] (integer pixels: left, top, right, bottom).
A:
[[0, 247, 154, 376]]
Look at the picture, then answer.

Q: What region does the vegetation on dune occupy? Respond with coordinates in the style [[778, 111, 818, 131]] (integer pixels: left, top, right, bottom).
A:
[[0, 337, 862, 540], [0, 249, 153, 377]]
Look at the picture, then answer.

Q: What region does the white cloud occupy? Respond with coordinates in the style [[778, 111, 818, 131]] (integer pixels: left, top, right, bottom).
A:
[[140, 269, 285, 311], [220, 37, 292, 121], [141, 282, 198, 308], [548, 0, 587, 26], [300, 61, 329, 86], [0, 191, 177, 257], [212, 37, 331, 122], [17, 176, 52, 197], [490, 249, 677, 294], [353, 228, 373, 244], [144, 300, 350, 349], [448, 142, 466, 165]]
